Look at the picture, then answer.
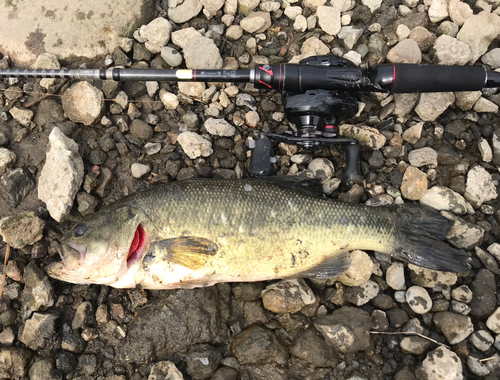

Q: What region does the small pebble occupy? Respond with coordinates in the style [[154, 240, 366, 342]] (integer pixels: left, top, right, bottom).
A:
[[406, 286, 432, 314]]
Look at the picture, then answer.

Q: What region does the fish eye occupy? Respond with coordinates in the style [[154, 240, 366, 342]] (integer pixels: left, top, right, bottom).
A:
[[73, 224, 88, 237]]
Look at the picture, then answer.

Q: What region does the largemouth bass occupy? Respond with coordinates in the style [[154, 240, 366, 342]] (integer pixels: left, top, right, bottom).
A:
[[46, 178, 470, 289]]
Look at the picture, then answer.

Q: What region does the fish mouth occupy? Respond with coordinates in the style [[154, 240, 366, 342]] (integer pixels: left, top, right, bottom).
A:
[[126, 223, 148, 268], [54, 241, 87, 270]]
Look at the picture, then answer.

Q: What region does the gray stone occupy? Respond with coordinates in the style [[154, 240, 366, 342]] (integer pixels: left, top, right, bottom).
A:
[[34, 99, 66, 126], [482, 48, 500, 69], [387, 39, 421, 64], [1, 167, 36, 207], [230, 325, 288, 364], [469, 269, 496, 319], [414, 92, 455, 122], [409, 26, 436, 51], [0, 148, 15, 176], [448, 0, 472, 27], [314, 306, 371, 354], [443, 211, 484, 250], [455, 91, 482, 111], [186, 344, 221, 380], [161, 47, 183, 67], [62, 81, 104, 126], [9, 107, 33, 127], [0, 0, 154, 65], [290, 328, 339, 367], [140, 17, 172, 53], [0, 347, 33, 379], [184, 37, 223, 70], [19, 313, 58, 350], [77, 192, 98, 217], [408, 147, 438, 167], [470, 330, 494, 351], [400, 336, 431, 355], [406, 286, 432, 314], [433, 311, 473, 344], [464, 165, 497, 208], [415, 347, 463, 380], [450, 300, 470, 316], [408, 264, 457, 288], [148, 361, 184, 380], [431, 35, 471, 66], [261, 279, 316, 313], [419, 186, 469, 215], [21, 263, 55, 320], [29, 359, 63, 380], [308, 158, 335, 180], [338, 26, 363, 50], [475, 247, 499, 275], [0, 211, 43, 249], [168, 0, 203, 23], [451, 285, 472, 303], [240, 12, 272, 34], [345, 280, 380, 306], [467, 355, 491, 377], [457, 13, 500, 64], [38, 127, 84, 222], [204, 118, 236, 137]]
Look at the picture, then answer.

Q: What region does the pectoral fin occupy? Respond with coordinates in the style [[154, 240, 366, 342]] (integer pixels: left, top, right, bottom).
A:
[[297, 251, 351, 279], [151, 236, 218, 270]]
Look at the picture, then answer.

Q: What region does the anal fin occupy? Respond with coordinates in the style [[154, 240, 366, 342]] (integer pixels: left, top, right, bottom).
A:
[[297, 251, 351, 279]]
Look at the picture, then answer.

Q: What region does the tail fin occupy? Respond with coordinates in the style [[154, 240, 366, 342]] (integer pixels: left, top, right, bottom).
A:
[[388, 204, 471, 273]]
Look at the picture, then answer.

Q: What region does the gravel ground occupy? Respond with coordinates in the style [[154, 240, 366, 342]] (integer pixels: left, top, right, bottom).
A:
[[1, 0, 500, 379]]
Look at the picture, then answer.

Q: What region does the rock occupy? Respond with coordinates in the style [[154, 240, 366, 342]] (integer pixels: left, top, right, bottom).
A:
[[284, 6, 302, 20], [140, 17, 172, 53], [467, 355, 492, 377], [204, 118, 236, 137], [401, 166, 428, 200], [261, 279, 316, 313], [314, 306, 371, 354], [62, 82, 104, 125], [289, 37, 330, 63], [201, 0, 225, 18], [0, 0, 154, 65], [428, 0, 448, 23], [469, 269, 497, 319], [21, 262, 55, 320], [408, 147, 438, 167], [178, 82, 206, 99], [230, 325, 288, 364], [226, 25, 243, 40], [400, 336, 431, 355], [419, 186, 469, 215], [486, 307, 500, 334], [464, 165, 497, 208], [61, 323, 86, 354], [474, 97, 499, 113], [339, 124, 386, 149], [0, 347, 33, 379], [148, 361, 184, 380], [387, 39, 421, 64], [414, 92, 455, 122], [307, 158, 335, 180], [451, 285, 472, 303], [475, 247, 499, 275], [408, 264, 457, 288], [361, 0, 382, 13], [184, 37, 223, 69], [185, 344, 221, 380], [171, 28, 202, 49], [238, 0, 260, 15], [450, 300, 470, 316], [478, 138, 493, 162], [338, 26, 364, 51], [457, 13, 500, 64], [0, 211, 44, 249], [178, 132, 213, 159], [240, 12, 271, 34], [482, 48, 500, 69], [161, 46, 183, 67], [455, 91, 483, 112], [335, 250, 374, 287], [159, 89, 179, 110], [119, 288, 228, 364], [316, 6, 341, 36], [406, 286, 432, 314], [0, 148, 16, 176], [415, 347, 463, 380], [19, 312, 58, 350], [290, 328, 339, 367], [394, 93, 420, 120], [443, 212, 484, 249], [345, 280, 380, 306], [130, 119, 154, 140], [488, 243, 500, 262], [130, 163, 150, 178], [1, 168, 36, 207], [448, 0, 472, 27], [29, 359, 63, 380], [386, 262, 405, 290], [470, 330, 494, 351], [168, 0, 203, 23], [304, 0, 326, 11], [9, 107, 33, 127], [433, 311, 473, 344], [402, 122, 423, 144], [38, 127, 84, 222]]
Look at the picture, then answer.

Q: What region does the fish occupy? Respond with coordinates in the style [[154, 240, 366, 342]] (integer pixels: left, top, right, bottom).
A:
[[45, 177, 470, 289]]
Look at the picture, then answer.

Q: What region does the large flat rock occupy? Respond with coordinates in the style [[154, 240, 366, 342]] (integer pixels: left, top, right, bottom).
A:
[[0, 0, 155, 65]]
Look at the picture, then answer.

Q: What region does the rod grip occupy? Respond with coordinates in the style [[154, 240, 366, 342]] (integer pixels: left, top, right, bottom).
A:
[[391, 64, 486, 93]]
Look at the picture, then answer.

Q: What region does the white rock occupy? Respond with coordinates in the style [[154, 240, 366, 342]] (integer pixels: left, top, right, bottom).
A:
[[467, 355, 491, 377], [451, 285, 472, 303], [178, 82, 206, 99], [9, 107, 33, 127], [238, 0, 260, 14], [161, 46, 183, 67], [456, 13, 500, 64], [416, 347, 463, 380], [261, 279, 316, 313], [260, 1, 280, 11], [414, 92, 455, 122], [0, 148, 16, 176], [335, 250, 373, 287], [140, 18, 172, 53], [408, 147, 438, 167], [361, 0, 382, 13], [406, 286, 432, 314], [204, 118, 236, 137], [408, 264, 457, 288], [419, 186, 469, 215], [114, 91, 128, 110], [386, 262, 405, 290], [478, 137, 493, 163], [62, 82, 104, 126], [201, 0, 225, 18], [226, 25, 243, 40], [470, 330, 494, 351], [284, 6, 302, 20], [288, 37, 330, 63], [148, 361, 184, 380], [159, 89, 179, 110], [486, 307, 500, 334], [240, 11, 271, 34], [343, 51, 362, 66], [178, 132, 213, 159], [402, 122, 423, 144], [341, 14, 351, 25], [454, 91, 482, 111], [317, 6, 341, 36], [331, 0, 352, 12], [432, 35, 471, 66], [131, 163, 151, 178], [487, 243, 500, 263], [464, 165, 498, 208], [38, 128, 84, 222], [448, 0, 472, 27], [473, 97, 499, 113], [30, 53, 61, 70], [293, 15, 307, 32], [168, 0, 203, 24], [146, 82, 160, 98], [481, 48, 500, 69], [171, 27, 202, 49], [339, 124, 386, 150], [347, 280, 380, 306], [184, 36, 223, 69], [224, 0, 238, 14], [396, 24, 411, 40], [428, 0, 449, 23]]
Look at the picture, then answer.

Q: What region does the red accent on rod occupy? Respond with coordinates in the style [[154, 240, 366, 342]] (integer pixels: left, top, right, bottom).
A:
[[194, 70, 197, 81], [259, 80, 272, 88], [390, 65, 396, 93], [259, 66, 274, 76]]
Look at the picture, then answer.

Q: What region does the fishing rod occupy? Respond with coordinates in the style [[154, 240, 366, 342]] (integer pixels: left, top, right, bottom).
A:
[[2, 55, 499, 179]]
